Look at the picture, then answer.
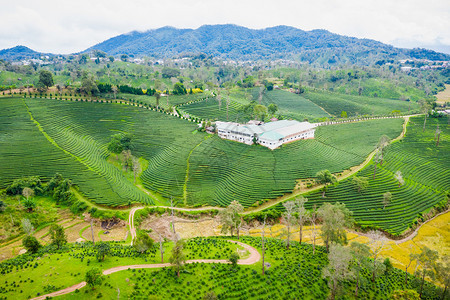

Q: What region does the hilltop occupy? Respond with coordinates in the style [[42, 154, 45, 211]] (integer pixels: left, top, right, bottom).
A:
[[86, 24, 450, 64]]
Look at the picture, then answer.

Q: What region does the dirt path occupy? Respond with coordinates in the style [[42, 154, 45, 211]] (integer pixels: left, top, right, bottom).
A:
[[243, 115, 411, 214], [128, 206, 144, 245], [31, 240, 260, 300]]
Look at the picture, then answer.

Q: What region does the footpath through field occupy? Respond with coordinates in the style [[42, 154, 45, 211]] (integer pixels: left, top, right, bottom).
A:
[[30, 240, 260, 300]]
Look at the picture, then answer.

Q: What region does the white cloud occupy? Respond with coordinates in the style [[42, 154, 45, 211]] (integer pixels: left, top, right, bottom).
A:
[[0, 0, 449, 54]]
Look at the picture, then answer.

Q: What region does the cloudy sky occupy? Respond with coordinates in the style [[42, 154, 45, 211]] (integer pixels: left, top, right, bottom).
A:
[[1, 0, 449, 54]]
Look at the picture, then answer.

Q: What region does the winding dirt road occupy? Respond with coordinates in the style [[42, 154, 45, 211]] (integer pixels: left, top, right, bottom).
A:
[[31, 240, 260, 300]]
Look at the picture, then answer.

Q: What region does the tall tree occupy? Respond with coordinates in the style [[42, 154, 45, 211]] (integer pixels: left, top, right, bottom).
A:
[[219, 200, 244, 239], [132, 156, 141, 184], [377, 135, 391, 165], [350, 242, 371, 297], [38, 70, 54, 89], [316, 170, 337, 198], [268, 103, 278, 115], [21, 218, 34, 235], [413, 246, 439, 298], [95, 242, 111, 262], [436, 255, 449, 300], [169, 239, 186, 278], [367, 231, 388, 282], [81, 72, 99, 100], [318, 202, 353, 252], [352, 176, 369, 193], [382, 192, 392, 209], [309, 205, 319, 255], [261, 214, 267, 275], [322, 243, 355, 300], [49, 224, 67, 250], [282, 200, 295, 249], [22, 235, 41, 253], [294, 196, 308, 244], [133, 232, 154, 253], [394, 171, 405, 187], [85, 267, 103, 290], [419, 100, 432, 132]]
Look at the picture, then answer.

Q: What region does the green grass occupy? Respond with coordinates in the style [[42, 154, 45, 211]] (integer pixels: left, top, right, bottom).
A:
[[304, 91, 420, 117], [271, 116, 448, 235]]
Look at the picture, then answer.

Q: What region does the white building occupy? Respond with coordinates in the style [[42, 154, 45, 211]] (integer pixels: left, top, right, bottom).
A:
[[216, 120, 316, 150]]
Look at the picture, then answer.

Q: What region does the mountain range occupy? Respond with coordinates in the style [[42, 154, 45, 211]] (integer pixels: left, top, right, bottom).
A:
[[2, 25, 450, 64]]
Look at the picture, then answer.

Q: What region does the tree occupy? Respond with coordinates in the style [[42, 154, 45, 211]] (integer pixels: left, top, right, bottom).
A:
[[120, 54, 128, 62], [169, 239, 186, 277], [383, 192, 392, 209], [132, 156, 141, 184], [295, 196, 308, 244], [413, 246, 439, 298], [253, 104, 267, 121], [322, 243, 354, 300], [95, 242, 111, 262], [419, 100, 432, 132], [121, 150, 132, 172], [112, 85, 118, 99], [155, 92, 161, 109], [282, 200, 295, 249], [49, 224, 67, 250], [309, 205, 319, 255], [367, 231, 387, 282], [38, 70, 54, 89], [436, 255, 449, 300], [81, 73, 99, 99], [107, 134, 123, 158], [22, 235, 41, 253], [21, 218, 34, 235], [173, 82, 187, 95], [219, 200, 244, 239], [395, 171, 405, 187], [376, 134, 391, 167], [341, 111, 348, 118], [85, 267, 103, 290], [350, 242, 371, 297], [435, 124, 442, 147], [133, 232, 154, 253], [352, 176, 369, 193], [318, 202, 353, 252], [316, 170, 337, 198], [261, 214, 267, 275], [0, 200, 5, 212], [23, 198, 36, 212], [159, 233, 165, 263], [373, 150, 382, 179], [268, 103, 278, 115], [229, 253, 239, 268], [22, 187, 34, 201]]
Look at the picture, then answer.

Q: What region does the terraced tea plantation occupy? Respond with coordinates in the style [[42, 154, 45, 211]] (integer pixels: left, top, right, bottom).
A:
[[252, 89, 331, 121], [186, 118, 403, 207], [272, 116, 448, 235], [304, 91, 419, 117], [178, 97, 245, 122], [1, 96, 405, 210]]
